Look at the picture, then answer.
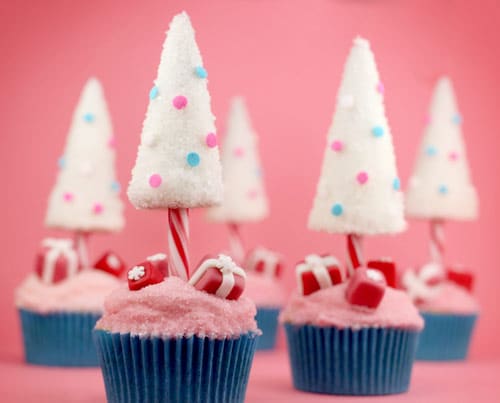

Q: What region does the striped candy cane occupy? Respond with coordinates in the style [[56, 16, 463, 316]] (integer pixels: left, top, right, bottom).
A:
[[347, 233, 364, 275], [429, 220, 445, 265], [74, 231, 90, 268], [167, 208, 190, 280], [228, 223, 245, 264]]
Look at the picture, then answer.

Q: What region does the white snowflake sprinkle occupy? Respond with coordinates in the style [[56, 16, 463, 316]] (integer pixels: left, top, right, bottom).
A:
[[128, 265, 146, 281]]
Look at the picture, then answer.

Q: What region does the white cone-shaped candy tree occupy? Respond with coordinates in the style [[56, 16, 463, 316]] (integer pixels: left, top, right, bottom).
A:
[[207, 97, 269, 262], [308, 37, 406, 270], [45, 77, 125, 267], [406, 76, 478, 267], [127, 12, 223, 279]]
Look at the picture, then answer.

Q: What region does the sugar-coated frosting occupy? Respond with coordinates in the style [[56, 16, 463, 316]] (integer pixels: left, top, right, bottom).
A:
[[243, 273, 286, 307], [15, 270, 121, 313], [95, 276, 259, 339], [417, 282, 479, 314], [280, 282, 423, 330]]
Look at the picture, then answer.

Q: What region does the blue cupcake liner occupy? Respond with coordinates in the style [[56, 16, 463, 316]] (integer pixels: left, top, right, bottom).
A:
[[284, 324, 420, 395], [255, 307, 280, 351], [93, 329, 258, 403], [416, 312, 477, 361], [18, 308, 101, 367]]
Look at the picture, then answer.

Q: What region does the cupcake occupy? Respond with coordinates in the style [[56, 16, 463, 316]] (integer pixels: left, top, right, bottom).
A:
[[405, 76, 480, 360], [93, 12, 258, 402], [282, 36, 423, 395], [16, 77, 125, 366]]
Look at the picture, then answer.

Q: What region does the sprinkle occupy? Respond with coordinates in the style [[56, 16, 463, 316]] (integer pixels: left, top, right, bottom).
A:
[[331, 203, 343, 216], [111, 181, 121, 193], [425, 145, 438, 156], [255, 168, 263, 178], [108, 136, 116, 148], [205, 133, 217, 148], [83, 113, 95, 123], [57, 156, 66, 169], [195, 66, 208, 78], [356, 171, 369, 185], [187, 152, 200, 167], [149, 86, 159, 100], [452, 114, 462, 125], [393, 177, 401, 191], [449, 151, 459, 161], [93, 203, 104, 214], [338, 95, 354, 108], [376, 82, 384, 94], [248, 189, 259, 199], [149, 174, 162, 188], [331, 140, 344, 152], [172, 95, 188, 109], [234, 148, 245, 157], [372, 126, 384, 137], [63, 192, 73, 202], [438, 184, 448, 195]]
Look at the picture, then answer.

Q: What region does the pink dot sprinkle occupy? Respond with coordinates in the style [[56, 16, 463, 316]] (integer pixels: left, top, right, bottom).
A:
[[205, 133, 217, 148], [234, 147, 245, 157], [356, 171, 369, 185], [425, 115, 432, 125], [149, 174, 162, 188], [63, 192, 73, 202], [172, 95, 188, 109], [93, 203, 104, 214], [376, 82, 384, 94], [449, 151, 459, 161], [248, 189, 259, 199], [331, 140, 344, 152]]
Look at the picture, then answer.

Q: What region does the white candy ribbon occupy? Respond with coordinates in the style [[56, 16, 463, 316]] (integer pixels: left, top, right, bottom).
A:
[[41, 238, 79, 284], [245, 247, 281, 277], [296, 254, 342, 295]]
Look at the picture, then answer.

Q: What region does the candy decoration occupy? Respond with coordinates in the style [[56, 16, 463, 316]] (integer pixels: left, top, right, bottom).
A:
[[425, 145, 437, 156], [83, 113, 95, 123], [296, 254, 345, 296], [449, 151, 459, 161], [128, 260, 165, 291], [93, 203, 104, 214], [187, 152, 200, 167], [393, 178, 401, 191], [233, 147, 244, 157], [347, 234, 364, 274], [376, 82, 384, 94], [189, 254, 246, 300], [35, 238, 79, 284], [244, 247, 283, 278], [331, 203, 343, 216], [63, 192, 74, 202], [205, 133, 217, 148], [74, 232, 90, 268], [147, 253, 169, 277], [452, 113, 462, 125], [371, 126, 384, 137], [367, 258, 397, 288], [195, 66, 208, 78], [228, 223, 245, 263], [356, 171, 369, 185], [331, 140, 343, 152], [429, 220, 445, 264], [167, 208, 190, 280], [447, 266, 474, 292], [401, 263, 445, 303], [94, 251, 126, 277], [172, 95, 188, 109], [346, 267, 386, 309], [149, 86, 159, 100], [149, 174, 162, 188]]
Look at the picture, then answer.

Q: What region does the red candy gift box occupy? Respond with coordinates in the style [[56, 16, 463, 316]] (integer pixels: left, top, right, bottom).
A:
[[367, 258, 397, 288], [346, 267, 386, 309], [35, 238, 79, 284], [244, 247, 283, 278], [127, 260, 166, 291], [401, 262, 445, 303], [296, 254, 345, 296], [94, 251, 126, 277], [189, 254, 246, 300], [447, 266, 475, 292]]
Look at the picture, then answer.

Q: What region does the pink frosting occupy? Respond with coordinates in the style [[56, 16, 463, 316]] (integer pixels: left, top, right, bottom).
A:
[[280, 282, 424, 330], [95, 277, 259, 339], [243, 273, 286, 307], [15, 270, 122, 313], [417, 282, 479, 314]]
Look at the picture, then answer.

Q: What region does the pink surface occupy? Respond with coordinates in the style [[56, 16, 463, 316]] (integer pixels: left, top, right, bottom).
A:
[[244, 272, 286, 307], [281, 283, 423, 330], [96, 276, 258, 338], [1, 0, 498, 359], [417, 281, 479, 314], [0, 351, 499, 402]]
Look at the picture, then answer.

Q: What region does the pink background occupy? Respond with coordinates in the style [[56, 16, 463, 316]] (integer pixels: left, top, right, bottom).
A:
[[1, 0, 498, 368]]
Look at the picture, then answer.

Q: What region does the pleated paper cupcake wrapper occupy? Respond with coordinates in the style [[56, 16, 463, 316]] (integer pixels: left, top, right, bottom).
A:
[[18, 308, 101, 367], [285, 324, 420, 395], [93, 330, 258, 403], [416, 312, 477, 361], [255, 307, 280, 351]]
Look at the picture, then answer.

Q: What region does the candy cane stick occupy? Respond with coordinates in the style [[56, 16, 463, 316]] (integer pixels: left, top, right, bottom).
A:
[[74, 231, 90, 268], [228, 223, 245, 264], [347, 233, 364, 275], [167, 208, 190, 280], [429, 220, 445, 265]]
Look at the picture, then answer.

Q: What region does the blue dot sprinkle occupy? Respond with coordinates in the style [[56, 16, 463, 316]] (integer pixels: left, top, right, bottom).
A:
[[149, 86, 159, 100], [255, 168, 263, 178], [393, 177, 401, 191], [372, 126, 385, 137], [452, 114, 462, 125], [83, 113, 95, 123], [438, 184, 448, 195], [187, 152, 200, 167], [111, 181, 121, 193], [57, 156, 66, 169], [195, 66, 208, 78], [331, 203, 344, 216], [425, 145, 438, 156]]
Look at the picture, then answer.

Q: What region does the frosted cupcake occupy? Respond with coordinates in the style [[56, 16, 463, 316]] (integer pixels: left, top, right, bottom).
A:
[[282, 37, 423, 395], [405, 77, 480, 361], [16, 77, 125, 366]]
